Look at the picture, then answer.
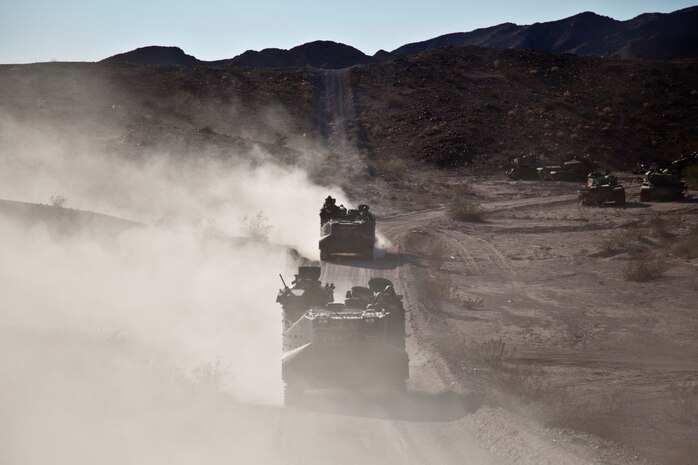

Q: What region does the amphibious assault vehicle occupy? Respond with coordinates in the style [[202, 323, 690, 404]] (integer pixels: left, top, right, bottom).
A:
[[671, 153, 698, 179], [578, 172, 626, 206], [507, 154, 542, 180], [537, 158, 599, 182], [278, 268, 408, 406], [319, 196, 376, 261], [640, 171, 687, 202]]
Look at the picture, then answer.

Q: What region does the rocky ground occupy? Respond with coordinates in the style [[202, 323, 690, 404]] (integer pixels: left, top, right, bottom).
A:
[[379, 176, 698, 464]]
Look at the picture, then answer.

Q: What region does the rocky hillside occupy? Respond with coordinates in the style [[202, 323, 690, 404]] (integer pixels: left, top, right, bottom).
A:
[[2, 46, 696, 176], [349, 46, 698, 169]]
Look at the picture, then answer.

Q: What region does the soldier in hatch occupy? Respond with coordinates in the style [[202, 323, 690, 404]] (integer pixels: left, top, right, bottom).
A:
[[320, 196, 344, 224]]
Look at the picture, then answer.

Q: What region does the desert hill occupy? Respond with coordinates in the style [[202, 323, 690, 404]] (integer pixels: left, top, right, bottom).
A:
[[101, 6, 698, 68], [393, 6, 698, 59], [100, 41, 378, 69], [102, 46, 199, 66], [222, 41, 377, 69]]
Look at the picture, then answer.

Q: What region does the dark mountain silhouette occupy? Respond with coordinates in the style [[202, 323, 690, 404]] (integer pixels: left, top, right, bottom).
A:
[[219, 40, 376, 69], [101, 46, 199, 66], [392, 6, 698, 59], [101, 6, 698, 68], [101, 41, 379, 69]]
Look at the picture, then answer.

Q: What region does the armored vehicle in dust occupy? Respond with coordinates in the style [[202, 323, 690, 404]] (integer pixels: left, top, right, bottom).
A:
[[319, 196, 376, 261], [537, 158, 599, 182], [640, 171, 687, 202], [279, 271, 408, 406], [578, 172, 626, 206], [507, 154, 542, 180]]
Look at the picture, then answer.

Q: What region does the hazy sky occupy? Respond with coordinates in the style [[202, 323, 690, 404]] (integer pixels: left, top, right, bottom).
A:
[[1, 0, 695, 63]]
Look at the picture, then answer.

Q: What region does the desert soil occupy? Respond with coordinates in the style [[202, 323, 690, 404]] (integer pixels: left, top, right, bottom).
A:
[[283, 173, 693, 465]]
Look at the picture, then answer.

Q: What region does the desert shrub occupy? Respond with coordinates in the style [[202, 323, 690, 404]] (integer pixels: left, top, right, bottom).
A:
[[435, 333, 514, 368], [448, 199, 484, 222], [647, 214, 680, 238], [547, 391, 626, 441], [242, 212, 272, 241], [667, 381, 698, 424], [672, 225, 698, 259], [49, 195, 67, 208], [415, 192, 432, 206], [472, 337, 516, 367], [459, 295, 485, 310], [421, 274, 458, 305], [435, 331, 467, 361], [273, 131, 289, 146], [493, 364, 626, 441], [598, 229, 628, 253], [437, 332, 627, 441], [623, 254, 669, 281], [172, 91, 202, 116], [191, 361, 228, 392], [451, 181, 474, 196], [495, 364, 549, 402]]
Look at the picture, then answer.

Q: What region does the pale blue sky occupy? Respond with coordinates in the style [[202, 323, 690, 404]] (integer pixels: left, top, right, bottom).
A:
[[0, 0, 695, 63]]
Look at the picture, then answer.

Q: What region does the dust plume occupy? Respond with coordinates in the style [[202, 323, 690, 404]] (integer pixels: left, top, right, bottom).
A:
[[0, 109, 347, 464]]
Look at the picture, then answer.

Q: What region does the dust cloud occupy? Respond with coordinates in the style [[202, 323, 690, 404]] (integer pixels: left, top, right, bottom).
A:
[[0, 112, 346, 464]]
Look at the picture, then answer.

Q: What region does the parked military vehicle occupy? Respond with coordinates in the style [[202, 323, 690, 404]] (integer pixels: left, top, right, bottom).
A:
[[319, 196, 376, 261], [640, 171, 687, 202], [537, 158, 599, 182], [578, 172, 626, 206], [506, 154, 542, 180], [671, 153, 698, 179], [279, 271, 408, 406]]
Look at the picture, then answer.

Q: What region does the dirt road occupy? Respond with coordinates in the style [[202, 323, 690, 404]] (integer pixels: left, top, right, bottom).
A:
[[267, 198, 650, 465]]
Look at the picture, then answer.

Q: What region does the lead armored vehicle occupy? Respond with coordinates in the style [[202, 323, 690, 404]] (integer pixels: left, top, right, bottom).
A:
[[640, 170, 687, 202], [578, 172, 626, 206], [279, 271, 408, 406], [319, 196, 376, 261]]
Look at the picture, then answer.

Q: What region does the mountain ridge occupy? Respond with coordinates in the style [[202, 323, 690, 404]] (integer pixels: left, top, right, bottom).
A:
[[100, 6, 698, 68]]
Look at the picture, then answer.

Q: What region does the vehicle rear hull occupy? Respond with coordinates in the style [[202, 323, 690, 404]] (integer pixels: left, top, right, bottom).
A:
[[282, 343, 409, 389]]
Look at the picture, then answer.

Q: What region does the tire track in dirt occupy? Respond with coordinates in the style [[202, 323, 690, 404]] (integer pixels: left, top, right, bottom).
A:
[[484, 193, 578, 213]]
